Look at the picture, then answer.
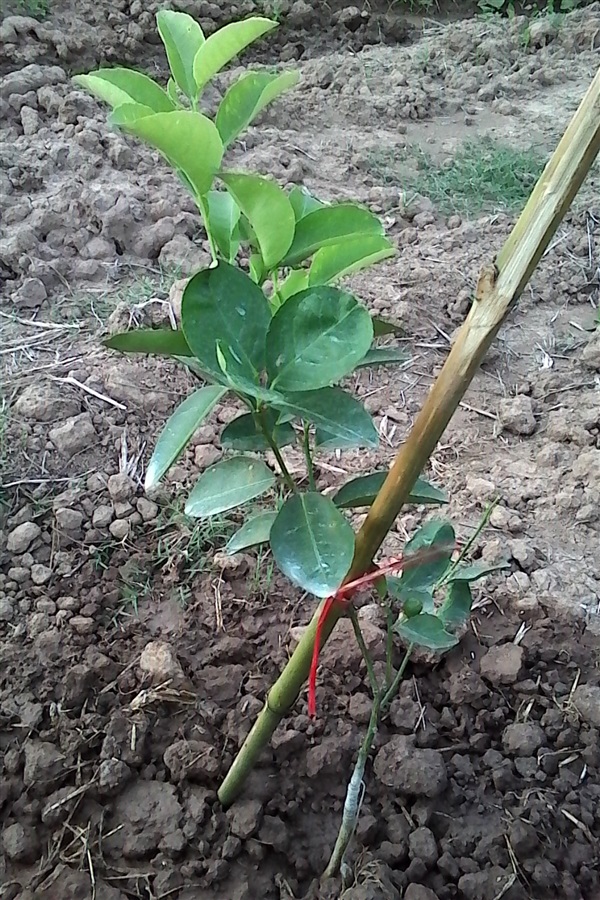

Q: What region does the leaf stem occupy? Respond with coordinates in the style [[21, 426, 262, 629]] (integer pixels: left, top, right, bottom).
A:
[[197, 194, 218, 263], [256, 408, 297, 493], [302, 421, 316, 492]]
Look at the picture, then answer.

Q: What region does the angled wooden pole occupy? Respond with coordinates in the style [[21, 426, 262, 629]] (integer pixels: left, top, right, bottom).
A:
[[218, 66, 600, 808]]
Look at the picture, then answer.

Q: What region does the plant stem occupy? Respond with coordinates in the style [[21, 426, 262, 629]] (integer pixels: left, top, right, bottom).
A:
[[348, 606, 379, 700], [323, 628, 413, 879], [255, 409, 297, 493], [442, 498, 498, 584], [323, 695, 379, 880], [385, 603, 394, 690], [302, 421, 316, 492], [198, 195, 218, 263]]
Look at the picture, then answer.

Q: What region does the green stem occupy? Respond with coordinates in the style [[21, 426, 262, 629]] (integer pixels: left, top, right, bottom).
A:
[[302, 421, 316, 492], [323, 622, 412, 879], [348, 606, 379, 701], [198, 195, 218, 263], [442, 498, 498, 585], [255, 409, 297, 493], [323, 695, 380, 881], [385, 603, 394, 690], [381, 645, 413, 711]]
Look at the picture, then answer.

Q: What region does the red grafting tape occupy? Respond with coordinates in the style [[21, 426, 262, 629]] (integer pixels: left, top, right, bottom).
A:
[[307, 543, 459, 717]]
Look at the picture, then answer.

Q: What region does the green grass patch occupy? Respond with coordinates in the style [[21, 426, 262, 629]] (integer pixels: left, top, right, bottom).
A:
[[370, 137, 546, 216], [14, 0, 50, 18]]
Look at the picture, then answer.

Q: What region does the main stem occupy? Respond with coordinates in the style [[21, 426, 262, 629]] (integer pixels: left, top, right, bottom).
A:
[[217, 70, 600, 808], [323, 637, 413, 880]]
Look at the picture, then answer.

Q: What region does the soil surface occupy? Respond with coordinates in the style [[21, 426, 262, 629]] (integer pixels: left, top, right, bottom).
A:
[[1, 1, 600, 899]]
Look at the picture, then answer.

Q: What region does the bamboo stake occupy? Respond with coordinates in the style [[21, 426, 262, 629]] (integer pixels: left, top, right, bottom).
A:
[[218, 66, 600, 808]]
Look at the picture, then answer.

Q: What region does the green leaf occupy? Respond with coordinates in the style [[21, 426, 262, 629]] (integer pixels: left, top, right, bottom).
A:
[[185, 456, 275, 518], [193, 17, 278, 94], [288, 185, 325, 221], [333, 472, 447, 509], [355, 348, 408, 369], [387, 583, 435, 615], [156, 10, 205, 101], [270, 492, 354, 597], [103, 329, 193, 357], [395, 613, 459, 651], [278, 269, 309, 302], [181, 261, 271, 379], [111, 110, 223, 198], [396, 520, 455, 596], [309, 235, 395, 286], [167, 77, 179, 104], [73, 68, 176, 112], [216, 70, 299, 147], [276, 388, 378, 449], [221, 410, 296, 451], [206, 190, 241, 262], [145, 386, 226, 490], [220, 172, 295, 269], [446, 561, 510, 583], [109, 103, 155, 128], [372, 316, 404, 337], [439, 580, 473, 630], [281, 203, 385, 267], [249, 252, 266, 284], [266, 287, 373, 392], [226, 511, 278, 555]]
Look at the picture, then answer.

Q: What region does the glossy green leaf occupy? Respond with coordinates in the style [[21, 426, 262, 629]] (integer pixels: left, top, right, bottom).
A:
[[281, 203, 385, 267], [309, 235, 395, 286], [111, 110, 223, 198], [181, 261, 271, 379], [288, 185, 325, 221], [221, 410, 296, 451], [206, 190, 241, 262], [103, 329, 193, 357], [439, 580, 473, 630], [109, 102, 155, 128], [193, 17, 278, 94], [276, 388, 378, 449], [156, 10, 205, 100], [355, 348, 408, 369], [395, 613, 459, 651], [278, 269, 309, 302], [266, 287, 373, 392], [226, 511, 278, 555], [185, 456, 275, 518], [372, 316, 404, 337], [445, 561, 510, 583], [270, 492, 354, 597], [145, 386, 226, 490], [220, 172, 295, 269], [216, 70, 299, 147], [395, 520, 455, 596], [333, 472, 448, 509], [74, 68, 176, 112]]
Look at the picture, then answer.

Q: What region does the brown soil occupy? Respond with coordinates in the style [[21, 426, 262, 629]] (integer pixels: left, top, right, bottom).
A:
[[1, 2, 600, 899]]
